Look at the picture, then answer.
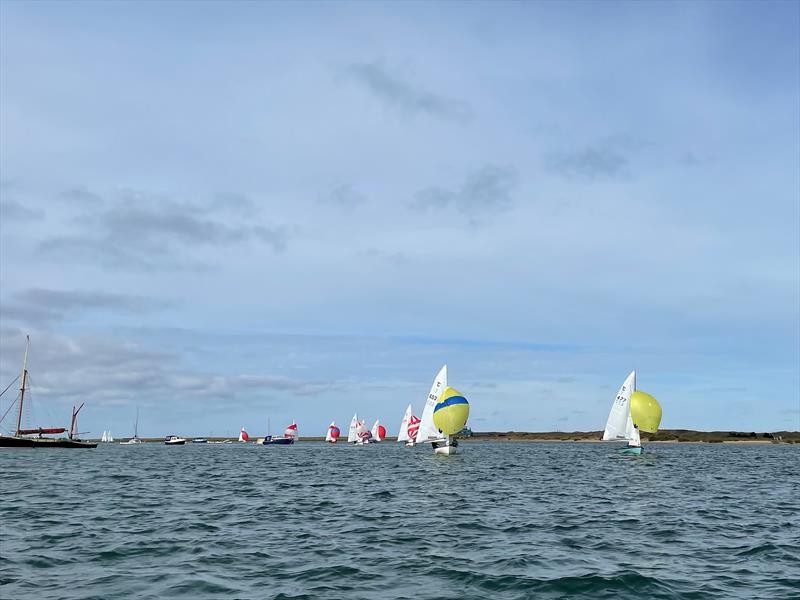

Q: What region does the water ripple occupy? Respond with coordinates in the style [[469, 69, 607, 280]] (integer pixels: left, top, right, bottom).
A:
[[1, 442, 798, 599]]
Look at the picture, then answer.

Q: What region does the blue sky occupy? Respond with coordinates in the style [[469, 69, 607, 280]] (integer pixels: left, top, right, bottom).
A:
[[1, 1, 798, 437]]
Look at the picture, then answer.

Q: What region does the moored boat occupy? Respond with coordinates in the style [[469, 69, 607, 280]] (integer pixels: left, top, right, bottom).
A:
[[164, 435, 186, 445], [260, 421, 298, 445], [120, 409, 143, 444]]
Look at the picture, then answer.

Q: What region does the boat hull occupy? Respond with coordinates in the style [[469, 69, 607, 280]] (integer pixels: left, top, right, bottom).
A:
[[0, 435, 35, 448], [165, 440, 186, 445], [434, 444, 458, 455], [261, 437, 294, 445], [619, 446, 643, 455], [33, 438, 97, 448]]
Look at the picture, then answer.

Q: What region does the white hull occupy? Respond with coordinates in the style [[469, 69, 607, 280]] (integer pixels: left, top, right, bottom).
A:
[[434, 444, 458, 455], [405, 441, 416, 447]]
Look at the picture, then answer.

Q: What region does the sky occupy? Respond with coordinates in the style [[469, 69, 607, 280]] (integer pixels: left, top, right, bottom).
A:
[[0, 1, 798, 438]]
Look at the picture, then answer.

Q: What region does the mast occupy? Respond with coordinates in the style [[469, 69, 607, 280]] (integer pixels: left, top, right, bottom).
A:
[[134, 407, 139, 438], [70, 403, 85, 440], [16, 335, 30, 436]]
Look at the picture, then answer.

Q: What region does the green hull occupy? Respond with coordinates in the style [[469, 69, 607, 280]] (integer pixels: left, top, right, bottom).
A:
[[618, 446, 643, 455]]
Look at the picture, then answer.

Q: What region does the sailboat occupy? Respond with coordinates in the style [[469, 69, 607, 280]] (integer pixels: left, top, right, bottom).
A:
[[355, 418, 372, 444], [325, 421, 340, 444], [101, 430, 114, 443], [0, 335, 97, 449], [238, 427, 250, 443], [415, 365, 451, 453], [370, 419, 386, 442], [602, 371, 662, 454], [397, 404, 420, 447], [120, 409, 143, 444]]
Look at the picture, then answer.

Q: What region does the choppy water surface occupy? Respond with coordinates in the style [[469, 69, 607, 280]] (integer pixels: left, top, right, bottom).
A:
[[1, 442, 798, 599]]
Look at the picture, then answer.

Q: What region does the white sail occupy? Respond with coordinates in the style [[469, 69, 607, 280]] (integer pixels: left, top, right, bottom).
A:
[[370, 419, 382, 441], [101, 431, 107, 443], [397, 404, 413, 442], [347, 413, 358, 443], [416, 364, 448, 443], [625, 414, 641, 446], [602, 371, 636, 441], [107, 431, 114, 442], [325, 421, 335, 442]]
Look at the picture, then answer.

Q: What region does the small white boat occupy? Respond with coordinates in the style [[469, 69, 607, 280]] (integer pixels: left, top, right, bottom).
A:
[[164, 435, 186, 445]]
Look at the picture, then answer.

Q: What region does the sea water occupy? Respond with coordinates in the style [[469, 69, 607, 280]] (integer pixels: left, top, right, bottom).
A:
[[1, 442, 798, 599]]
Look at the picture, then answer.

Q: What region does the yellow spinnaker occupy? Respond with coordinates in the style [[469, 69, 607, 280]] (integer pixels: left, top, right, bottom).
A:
[[630, 390, 662, 433], [433, 387, 469, 435]]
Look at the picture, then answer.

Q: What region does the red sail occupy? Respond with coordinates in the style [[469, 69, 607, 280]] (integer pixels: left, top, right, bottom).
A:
[[18, 427, 66, 435]]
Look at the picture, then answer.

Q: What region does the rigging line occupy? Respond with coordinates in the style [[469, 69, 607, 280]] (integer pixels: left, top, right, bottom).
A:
[[0, 395, 19, 424], [0, 374, 20, 398]]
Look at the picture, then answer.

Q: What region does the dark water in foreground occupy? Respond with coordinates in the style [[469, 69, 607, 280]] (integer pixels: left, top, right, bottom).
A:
[[1, 442, 798, 599]]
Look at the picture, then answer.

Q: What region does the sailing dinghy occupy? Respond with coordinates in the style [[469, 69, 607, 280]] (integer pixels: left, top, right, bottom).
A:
[[325, 422, 340, 444], [397, 404, 420, 447], [370, 419, 386, 442], [602, 371, 642, 454], [415, 365, 470, 455], [355, 419, 373, 444]]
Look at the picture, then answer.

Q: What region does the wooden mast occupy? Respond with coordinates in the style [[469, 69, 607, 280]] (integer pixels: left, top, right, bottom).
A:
[[15, 335, 30, 436]]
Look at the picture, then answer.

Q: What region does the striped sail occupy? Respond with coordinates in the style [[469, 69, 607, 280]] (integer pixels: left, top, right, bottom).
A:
[[416, 365, 448, 443], [603, 371, 636, 441]]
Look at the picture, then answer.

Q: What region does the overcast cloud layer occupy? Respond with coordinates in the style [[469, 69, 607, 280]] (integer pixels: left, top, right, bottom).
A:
[[1, 1, 798, 437]]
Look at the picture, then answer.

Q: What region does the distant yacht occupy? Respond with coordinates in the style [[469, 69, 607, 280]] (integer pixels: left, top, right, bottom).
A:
[[164, 435, 186, 445], [120, 409, 143, 444], [100, 430, 114, 443]]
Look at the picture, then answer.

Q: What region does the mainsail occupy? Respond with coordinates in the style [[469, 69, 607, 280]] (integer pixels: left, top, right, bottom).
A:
[[397, 405, 413, 442], [416, 365, 448, 443], [347, 413, 358, 443], [602, 371, 636, 441]]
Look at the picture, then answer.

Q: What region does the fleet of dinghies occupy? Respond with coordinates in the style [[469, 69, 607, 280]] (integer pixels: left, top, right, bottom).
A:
[[2, 333, 666, 457]]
